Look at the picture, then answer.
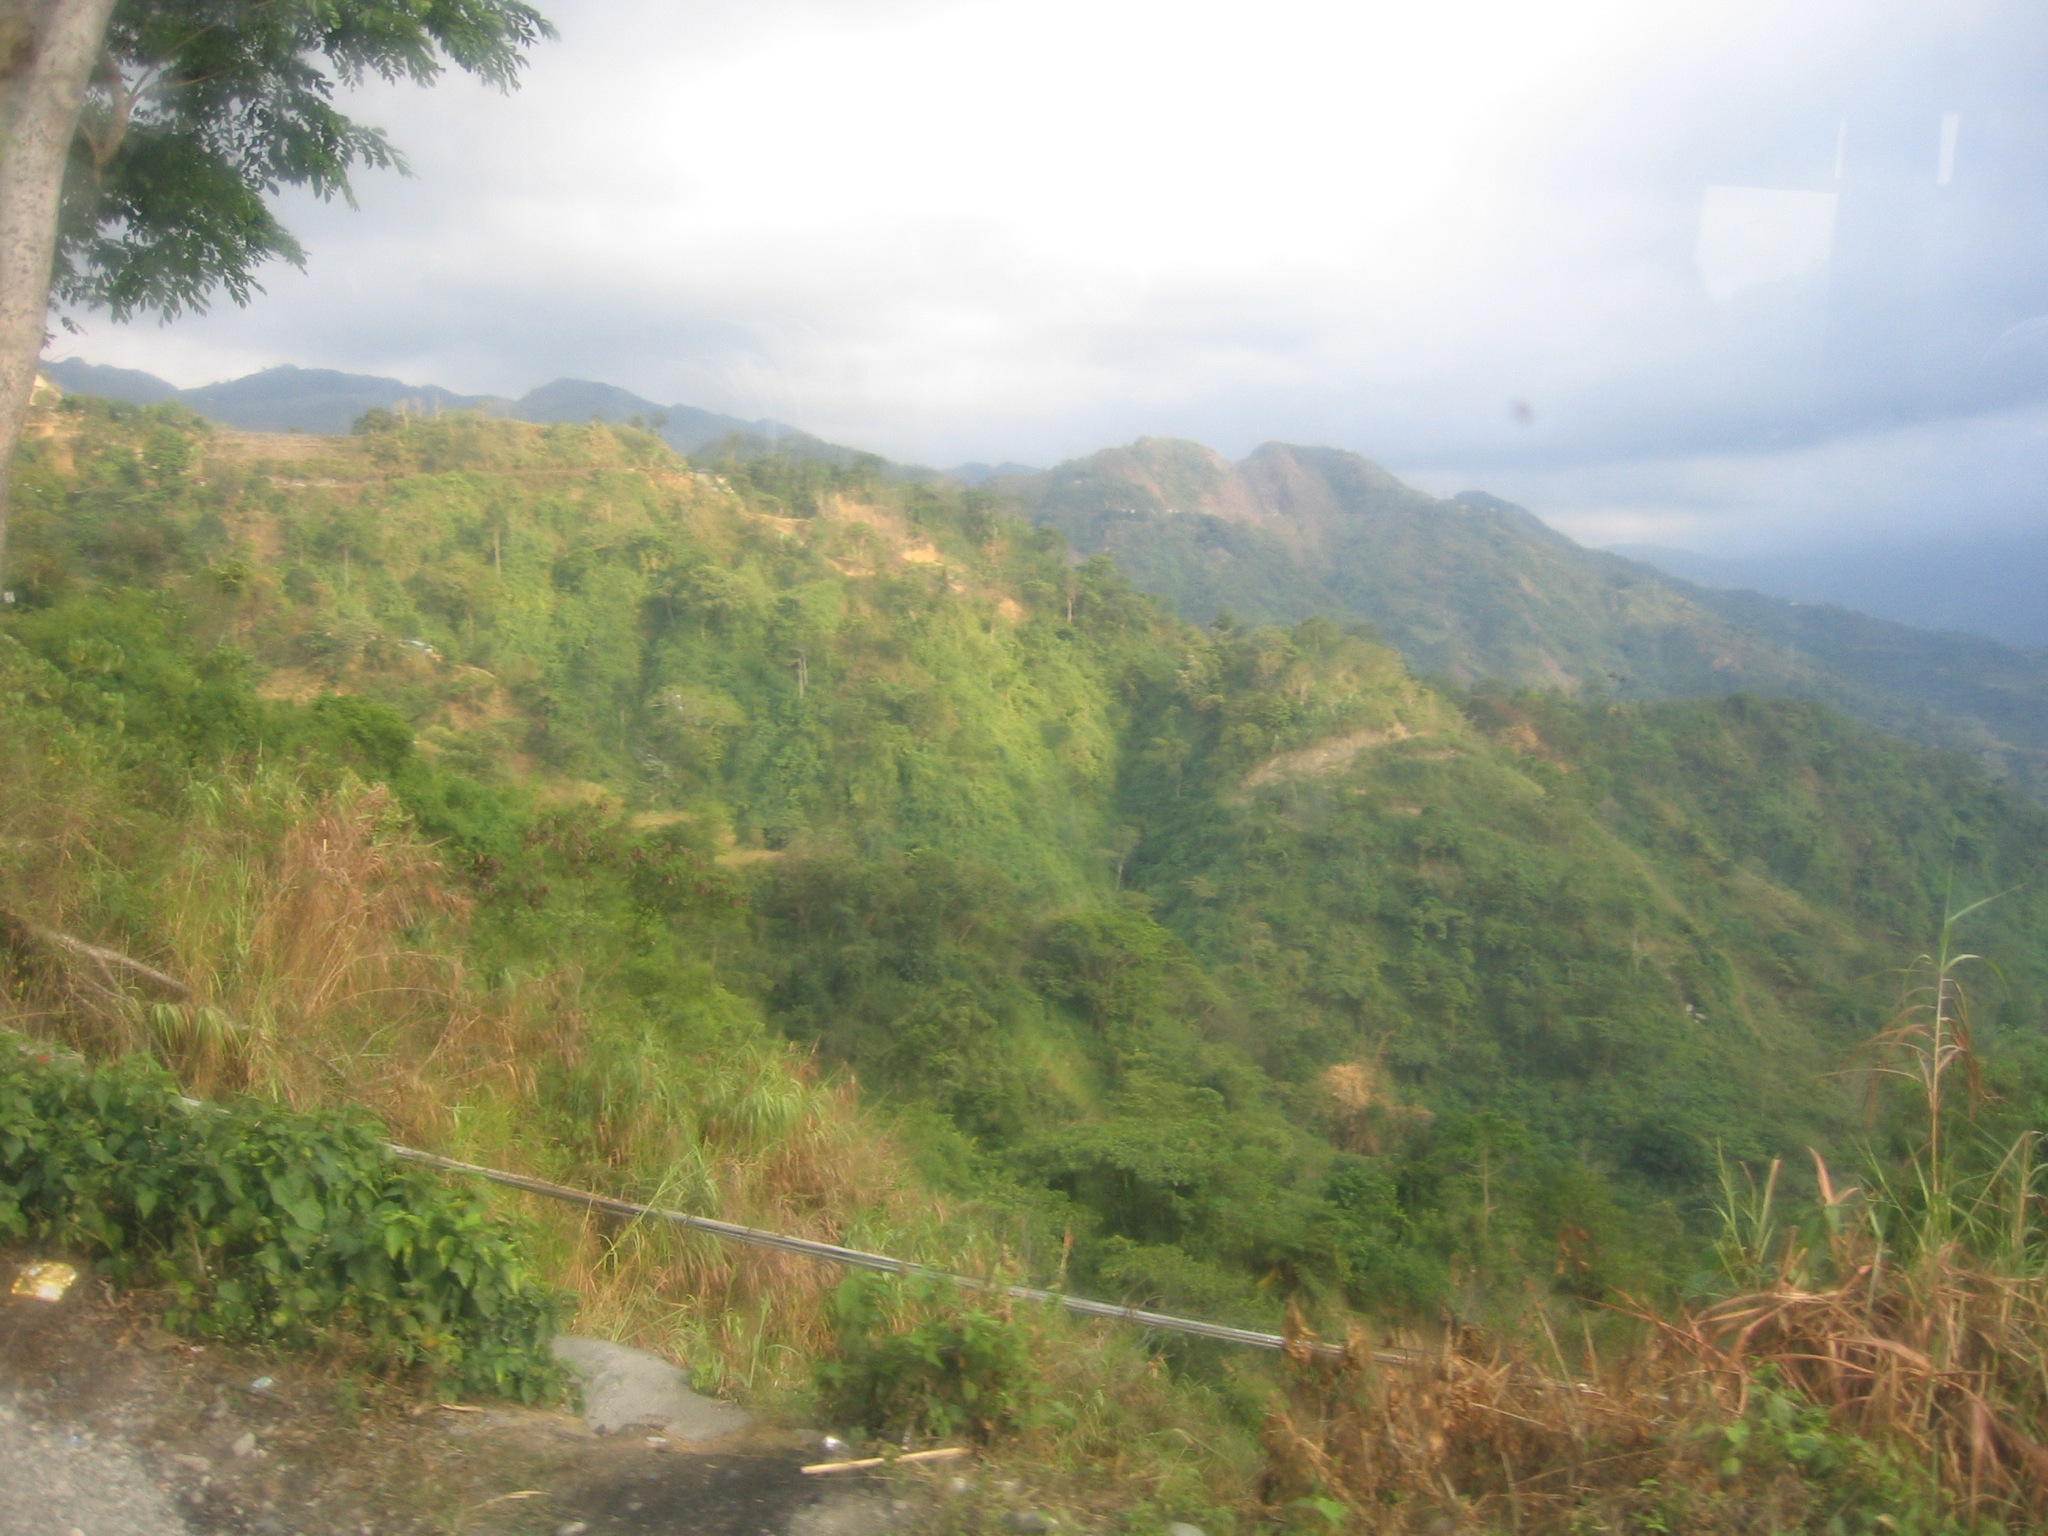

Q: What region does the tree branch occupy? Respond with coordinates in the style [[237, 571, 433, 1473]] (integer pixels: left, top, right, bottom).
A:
[[0, 911, 191, 996]]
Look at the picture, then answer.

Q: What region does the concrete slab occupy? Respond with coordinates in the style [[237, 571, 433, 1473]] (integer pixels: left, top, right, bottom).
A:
[[550, 1335, 753, 1441]]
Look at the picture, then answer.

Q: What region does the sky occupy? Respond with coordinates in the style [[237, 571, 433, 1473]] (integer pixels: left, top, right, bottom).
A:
[[51, 0, 2048, 561]]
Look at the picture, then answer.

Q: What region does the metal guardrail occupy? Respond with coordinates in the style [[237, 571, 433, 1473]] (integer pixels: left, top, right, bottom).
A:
[[388, 1143, 1421, 1368], [0, 911, 1413, 1370]]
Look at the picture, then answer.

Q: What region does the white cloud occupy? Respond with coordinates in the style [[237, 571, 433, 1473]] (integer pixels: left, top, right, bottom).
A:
[[52, 0, 2048, 546], [1413, 399, 2048, 555], [1696, 187, 1837, 304]]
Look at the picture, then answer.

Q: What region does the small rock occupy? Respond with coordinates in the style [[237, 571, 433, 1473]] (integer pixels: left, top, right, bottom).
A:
[[645, 1435, 670, 1451], [173, 1452, 214, 1473], [550, 1335, 750, 1442], [250, 1375, 275, 1393], [555, 1524, 590, 1536], [1004, 1514, 1058, 1534], [231, 1430, 258, 1458], [948, 1477, 971, 1496], [1168, 1525, 1209, 1536]]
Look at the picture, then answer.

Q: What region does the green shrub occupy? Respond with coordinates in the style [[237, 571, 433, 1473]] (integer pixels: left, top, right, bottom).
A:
[[0, 1037, 569, 1401], [1711, 1377, 1972, 1535], [814, 1272, 1036, 1443]]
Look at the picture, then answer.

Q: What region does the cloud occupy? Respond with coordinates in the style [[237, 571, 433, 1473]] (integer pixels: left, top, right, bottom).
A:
[[1695, 188, 1837, 304], [1411, 398, 2048, 555], [50, 0, 2048, 544]]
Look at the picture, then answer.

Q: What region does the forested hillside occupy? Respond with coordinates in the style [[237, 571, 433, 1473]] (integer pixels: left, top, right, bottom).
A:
[[998, 439, 2048, 797], [7, 394, 2046, 1337]]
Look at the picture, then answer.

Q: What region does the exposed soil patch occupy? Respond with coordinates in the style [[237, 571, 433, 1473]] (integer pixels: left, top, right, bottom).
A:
[[1241, 722, 1414, 790]]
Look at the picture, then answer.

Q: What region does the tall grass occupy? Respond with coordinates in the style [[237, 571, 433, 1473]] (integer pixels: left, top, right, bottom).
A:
[[0, 752, 941, 1396], [1662, 905, 2048, 1524], [0, 724, 1279, 1524], [4, 770, 525, 1134], [1261, 905, 2048, 1532]]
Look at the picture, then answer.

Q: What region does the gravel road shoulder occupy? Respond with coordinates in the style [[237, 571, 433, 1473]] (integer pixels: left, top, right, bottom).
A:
[[0, 1245, 905, 1536]]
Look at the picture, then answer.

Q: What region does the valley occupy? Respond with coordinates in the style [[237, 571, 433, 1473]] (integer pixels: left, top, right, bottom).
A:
[[5, 390, 2048, 1531]]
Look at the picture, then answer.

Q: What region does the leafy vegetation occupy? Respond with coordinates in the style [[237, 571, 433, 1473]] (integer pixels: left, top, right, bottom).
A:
[[815, 1274, 1037, 1443], [0, 1037, 568, 1399], [5, 392, 2048, 1526]]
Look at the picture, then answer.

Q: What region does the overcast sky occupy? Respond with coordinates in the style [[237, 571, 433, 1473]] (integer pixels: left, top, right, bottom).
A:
[[50, 0, 2048, 557]]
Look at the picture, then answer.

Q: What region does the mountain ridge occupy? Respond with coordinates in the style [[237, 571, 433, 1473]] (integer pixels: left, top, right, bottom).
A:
[[37, 361, 2048, 795], [997, 436, 2048, 798]]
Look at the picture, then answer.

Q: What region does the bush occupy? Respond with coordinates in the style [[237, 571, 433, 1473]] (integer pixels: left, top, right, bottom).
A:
[[1261, 1326, 1968, 1536], [814, 1273, 1036, 1443], [1709, 1377, 1964, 1536], [0, 1038, 570, 1401]]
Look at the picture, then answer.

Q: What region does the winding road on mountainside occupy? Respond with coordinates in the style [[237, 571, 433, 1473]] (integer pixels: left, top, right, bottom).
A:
[[0, 1251, 905, 1536]]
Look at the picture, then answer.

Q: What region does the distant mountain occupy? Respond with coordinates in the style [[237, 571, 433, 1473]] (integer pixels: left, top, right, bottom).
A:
[[1613, 538, 2048, 650], [1677, 585, 2048, 771], [997, 437, 2048, 797], [498, 377, 818, 455], [998, 438, 1809, 692], [180, 366, 490, 434], [37, 358, 181, 405], [37, 357, 832, 460], [949, 460, 1040, 485], [1605, 545, 1765, 591]]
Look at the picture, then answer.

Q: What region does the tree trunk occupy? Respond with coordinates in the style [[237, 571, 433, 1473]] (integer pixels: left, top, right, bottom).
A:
[[0, 0, 117, 591]]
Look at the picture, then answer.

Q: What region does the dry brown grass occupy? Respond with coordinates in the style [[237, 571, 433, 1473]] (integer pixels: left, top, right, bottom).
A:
[[1261, 1314, 1731, 1534], [1254, 1301, 1982, 1535], [1644, 907, 2048, 1525], [547, 1051, 936, 1395], [1321, 1056, 1434, 1156], [1260, 914, 2048, 1534], [3, 774, 549, 1144], [1649, 1146, 2048, 1527], [0, 759, 940, 1398]]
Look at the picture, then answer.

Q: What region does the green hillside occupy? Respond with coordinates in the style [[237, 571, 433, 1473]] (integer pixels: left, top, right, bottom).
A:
[[997, 439, 2048, 797], [1683, 581, 2048, 784], [7, 395, 2046, 1342]]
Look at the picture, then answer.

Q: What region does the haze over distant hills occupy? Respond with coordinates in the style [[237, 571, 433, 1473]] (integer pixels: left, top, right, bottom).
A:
[[37, 358, 830, 459], [1611, 539, 2048, 651], [995, 439, 2048, 799]]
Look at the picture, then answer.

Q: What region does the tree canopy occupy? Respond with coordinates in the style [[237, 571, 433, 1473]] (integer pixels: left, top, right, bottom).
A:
[[0, 0, 551, 587], [59, 0, 552, 320]]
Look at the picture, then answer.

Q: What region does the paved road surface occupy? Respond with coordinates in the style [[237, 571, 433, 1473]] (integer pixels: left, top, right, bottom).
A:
[[0, 1395, 189, 1536]]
